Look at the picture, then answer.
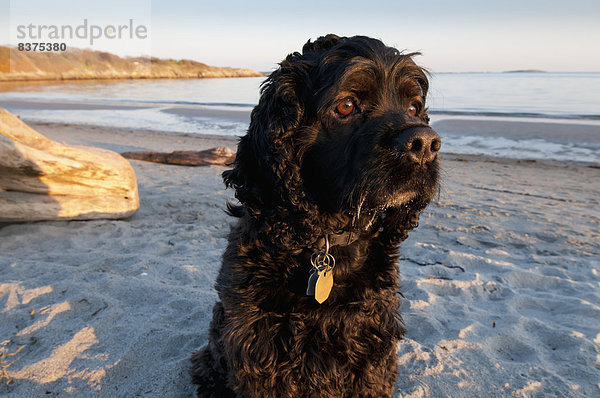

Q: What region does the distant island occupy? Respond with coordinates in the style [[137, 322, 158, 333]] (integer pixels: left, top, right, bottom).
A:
[[0, 46, 263, 81], [503, 69, 546, 73]]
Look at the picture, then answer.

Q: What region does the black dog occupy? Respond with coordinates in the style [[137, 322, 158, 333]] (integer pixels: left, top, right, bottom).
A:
[[190, 34, 440, 397]]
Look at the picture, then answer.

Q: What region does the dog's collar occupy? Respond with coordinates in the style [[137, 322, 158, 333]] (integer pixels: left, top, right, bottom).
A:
[[315, 231, 359, 250], [315, 209, 383, 250], [315, 210, 383, 250]]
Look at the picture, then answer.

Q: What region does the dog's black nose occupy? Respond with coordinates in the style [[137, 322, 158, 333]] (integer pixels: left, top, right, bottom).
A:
[[394, 126, 441, 164]]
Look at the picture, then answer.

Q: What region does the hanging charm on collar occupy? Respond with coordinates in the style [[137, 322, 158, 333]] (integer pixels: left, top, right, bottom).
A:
[[306, 235, 336, 304]]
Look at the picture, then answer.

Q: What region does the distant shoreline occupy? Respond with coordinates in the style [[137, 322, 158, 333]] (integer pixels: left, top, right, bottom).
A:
[[0, 46, 264, 81], [503, 69, 546, 73], [0, 74, 264, 82]]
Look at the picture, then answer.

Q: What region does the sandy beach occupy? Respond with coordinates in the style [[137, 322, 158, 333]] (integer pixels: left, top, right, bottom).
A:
[[1, 122, 599, 397]]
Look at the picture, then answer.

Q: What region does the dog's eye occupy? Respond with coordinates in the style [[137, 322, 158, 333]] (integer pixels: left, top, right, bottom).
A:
[[335, 99, 356, 117], [407, 104, 418, 117]]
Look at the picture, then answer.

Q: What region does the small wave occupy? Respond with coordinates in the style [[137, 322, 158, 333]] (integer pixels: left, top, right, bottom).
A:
[[441, 134, 600, 164], [429, 110, 600, 121], [111, 98, 256, 109], [0, 94, 256, 110]]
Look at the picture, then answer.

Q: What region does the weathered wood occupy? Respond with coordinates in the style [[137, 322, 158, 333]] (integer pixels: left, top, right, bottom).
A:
[[121, 147, 235, 166], [0, 108, 139, 222]]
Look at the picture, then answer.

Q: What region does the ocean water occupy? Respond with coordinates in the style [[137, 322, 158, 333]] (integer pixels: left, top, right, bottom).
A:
[[0, 72, 599, 162], [428, 72, 600, 120]]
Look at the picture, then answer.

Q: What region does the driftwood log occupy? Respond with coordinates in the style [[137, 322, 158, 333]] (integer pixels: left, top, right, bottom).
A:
[[0, 108, 139, 222], [121, 147, 235, 166]]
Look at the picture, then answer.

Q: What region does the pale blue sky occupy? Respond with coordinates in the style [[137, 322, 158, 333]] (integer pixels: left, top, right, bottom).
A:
[[2, 0, 599, 72]]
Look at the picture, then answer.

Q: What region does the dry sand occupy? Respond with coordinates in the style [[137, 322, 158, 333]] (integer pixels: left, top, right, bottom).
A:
[[1, 123, 599, 397]]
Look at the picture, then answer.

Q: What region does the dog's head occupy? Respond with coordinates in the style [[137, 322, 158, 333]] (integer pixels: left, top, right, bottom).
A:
[[224, 35, 440, 244]]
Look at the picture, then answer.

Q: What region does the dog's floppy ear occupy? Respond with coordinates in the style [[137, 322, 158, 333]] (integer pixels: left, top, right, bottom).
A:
[[223, 54, 309, 215]]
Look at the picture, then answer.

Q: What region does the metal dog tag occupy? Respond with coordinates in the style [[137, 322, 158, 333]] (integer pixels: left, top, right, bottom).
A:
[[309, 235, 336, 303], [314, 269, 334, 304], [306, 269, 318, 296]]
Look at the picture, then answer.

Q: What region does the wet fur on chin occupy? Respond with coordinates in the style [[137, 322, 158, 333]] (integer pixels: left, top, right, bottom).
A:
[[190, 34, 439, 397]]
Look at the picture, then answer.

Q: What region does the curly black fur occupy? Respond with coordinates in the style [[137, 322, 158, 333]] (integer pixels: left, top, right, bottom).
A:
[[190, 34, 440, 397]]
